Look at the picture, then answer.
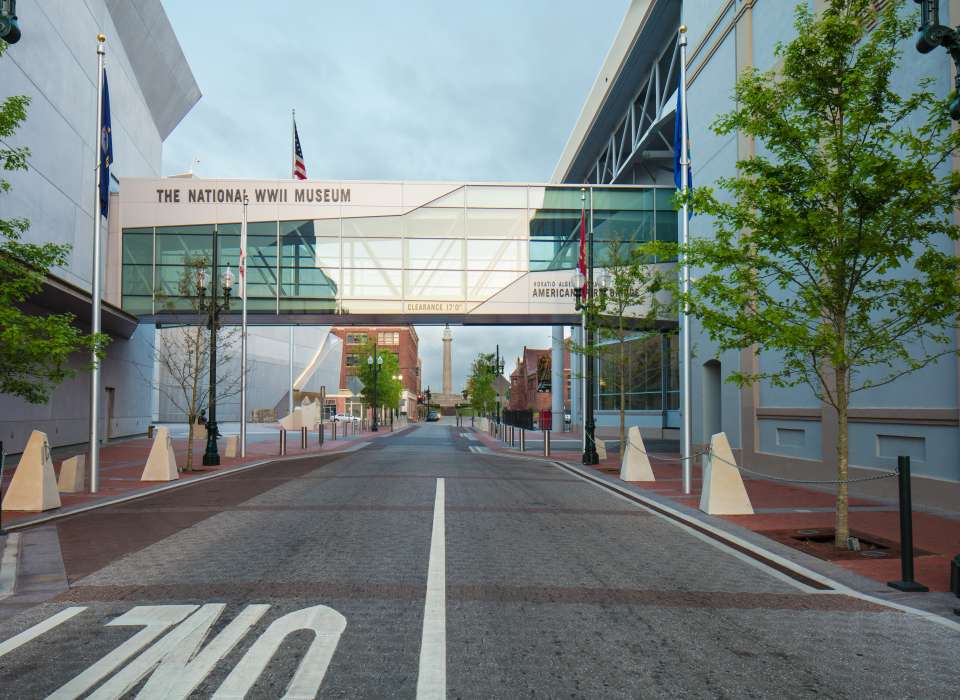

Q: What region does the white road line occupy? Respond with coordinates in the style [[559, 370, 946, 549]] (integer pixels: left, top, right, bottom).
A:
[[0, 607, 87, 659], [468, 446, 492, 454], [417, 478, 446, 700], [0, 532, 21, 600]]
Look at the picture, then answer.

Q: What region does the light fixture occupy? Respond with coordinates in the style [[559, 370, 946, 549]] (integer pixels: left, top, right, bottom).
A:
[[222, 265, 234, 291]]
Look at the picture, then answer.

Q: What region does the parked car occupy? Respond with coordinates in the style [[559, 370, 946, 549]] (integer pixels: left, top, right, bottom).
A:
[[333, 414, 360, 422], [426, 411, 440, 422]]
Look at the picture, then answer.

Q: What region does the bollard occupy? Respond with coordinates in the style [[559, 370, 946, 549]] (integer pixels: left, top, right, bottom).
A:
[[888, 456, 929, 592], [543, 430, 551, 457], [519, 429, 526, 452], [279, 429, 287, 456], [319, 422, 324, 445], [332, 421, 337, 441], [0, 441, 6, 535], [300, 426, 307, 449], [950, 554, 960, 598]]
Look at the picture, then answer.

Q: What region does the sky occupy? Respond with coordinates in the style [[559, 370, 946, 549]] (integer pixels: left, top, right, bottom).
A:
[[160, 0, 629, 390]]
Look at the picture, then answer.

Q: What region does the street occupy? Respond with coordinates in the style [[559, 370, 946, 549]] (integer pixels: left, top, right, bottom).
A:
[[0, 423, 957, 698]]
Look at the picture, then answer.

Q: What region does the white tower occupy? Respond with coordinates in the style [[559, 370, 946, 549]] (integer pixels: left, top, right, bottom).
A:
[[442, 324, 453, 395]]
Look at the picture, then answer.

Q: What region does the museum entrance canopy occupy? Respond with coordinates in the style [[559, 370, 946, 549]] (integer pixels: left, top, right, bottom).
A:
[[118, 178, 677, 326]]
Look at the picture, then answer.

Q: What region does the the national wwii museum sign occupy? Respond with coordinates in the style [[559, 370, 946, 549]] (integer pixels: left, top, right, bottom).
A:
[[117, 178, 670, 325]]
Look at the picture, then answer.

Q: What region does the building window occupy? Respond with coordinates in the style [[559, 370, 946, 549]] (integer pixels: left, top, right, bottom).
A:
[[596, 333, 679, 411], [378, 331, 400, 345], [346, 333, 367, 345], [346, 353, 361, 366]]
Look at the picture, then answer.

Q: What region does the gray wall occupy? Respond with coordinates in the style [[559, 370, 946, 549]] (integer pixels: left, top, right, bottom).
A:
[[0, 1, 198, 452]]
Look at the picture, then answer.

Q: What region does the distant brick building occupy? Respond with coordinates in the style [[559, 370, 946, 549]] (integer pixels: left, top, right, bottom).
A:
[[330, 327, 421, 416], [509, 346, 570, 412]]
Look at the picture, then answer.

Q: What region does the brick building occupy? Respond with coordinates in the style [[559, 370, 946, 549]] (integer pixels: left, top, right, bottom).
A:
[[509, 346, 570, 412], [330, 327, 421, 417]]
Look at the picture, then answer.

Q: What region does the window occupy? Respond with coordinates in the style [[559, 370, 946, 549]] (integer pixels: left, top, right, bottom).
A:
[[346, 354, 361, 367], [378, 332, 400, 345], [346, 333, 367, 345]]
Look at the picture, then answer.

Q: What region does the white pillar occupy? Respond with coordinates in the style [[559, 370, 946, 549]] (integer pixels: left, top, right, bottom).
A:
[[551, 325, 564, 422], [570, 325, 581, 428]]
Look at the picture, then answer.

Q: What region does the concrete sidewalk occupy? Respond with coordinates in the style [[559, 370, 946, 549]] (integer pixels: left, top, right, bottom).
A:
[[470, 425, 960, 596], [0, 421, 412, 530]]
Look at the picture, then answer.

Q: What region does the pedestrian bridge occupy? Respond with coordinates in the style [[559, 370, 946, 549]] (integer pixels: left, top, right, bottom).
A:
[[111, 178, 677, 327]]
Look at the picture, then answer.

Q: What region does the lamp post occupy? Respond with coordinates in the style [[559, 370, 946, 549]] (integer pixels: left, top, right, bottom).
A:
[[572, 191, 599, 465], [913, 1, 960, 119], [367, 346, 384, 431], [492, 345, 505, 423], [197, 239, 233, 466]]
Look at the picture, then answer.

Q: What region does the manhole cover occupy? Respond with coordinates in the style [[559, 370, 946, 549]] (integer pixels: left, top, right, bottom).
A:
[[860, 550, 889, 558], [797, 529, 821, 536]]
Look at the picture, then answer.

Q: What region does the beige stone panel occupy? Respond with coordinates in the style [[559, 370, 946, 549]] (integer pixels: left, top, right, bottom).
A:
[[224, 435, 239, 458], [596, 439, 607, 461], [141, 427, 179, 482], [1, 431, 61, 511], [699, 432, 754, 515], [620, 426, 655, 482], [58, 455, 86, 493]]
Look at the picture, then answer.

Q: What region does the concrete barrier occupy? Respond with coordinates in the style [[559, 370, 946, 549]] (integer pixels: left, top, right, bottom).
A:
[[224, 435, 239, 458], [620, 426, 655, 482], [141, 427, 179, 482], [699, 432, 754, 515], [58, 454, 86, 493], [596, 439, 607, 461], [1, 430, 61, 511]]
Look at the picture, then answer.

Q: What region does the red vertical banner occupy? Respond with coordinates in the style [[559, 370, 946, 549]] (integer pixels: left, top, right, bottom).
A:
[[578, 204, 587, 301]]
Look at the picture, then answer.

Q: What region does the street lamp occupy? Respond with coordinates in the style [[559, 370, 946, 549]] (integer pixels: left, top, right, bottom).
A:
[[0, 1, 21, 44], [197, 249, 233, 466], [367, 348, 384, 431], [575, 187, 599, 466], [913, 0, 960, 119]]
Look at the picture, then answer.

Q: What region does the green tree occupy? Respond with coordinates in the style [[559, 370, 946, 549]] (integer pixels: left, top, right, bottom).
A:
[[467, 352, 497, 416], [0, 43, 108, 404], [580, 239, 665, 451], [356, 341, 402, 420], [665, 1, 960, 548]]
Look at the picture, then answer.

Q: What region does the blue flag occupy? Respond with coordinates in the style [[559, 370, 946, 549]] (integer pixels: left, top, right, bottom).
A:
[[99, 69, 113, 218], [673, 74, 691, 192]]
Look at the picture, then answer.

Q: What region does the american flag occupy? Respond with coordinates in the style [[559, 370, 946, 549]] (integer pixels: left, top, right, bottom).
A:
[[293, 119, 307, 180]]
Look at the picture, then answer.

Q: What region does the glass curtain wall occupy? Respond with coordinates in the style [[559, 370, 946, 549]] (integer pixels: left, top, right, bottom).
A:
[[596, 333, 679, 412]]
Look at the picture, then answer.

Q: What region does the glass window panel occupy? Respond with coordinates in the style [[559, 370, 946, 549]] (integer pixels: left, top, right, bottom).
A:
[[529, 240, 577, 272], [465, 186, 526, 208], [155, 227, 213, 266], [342, 216, 403, 237], [155, 265, 207, 298], [404, 208, 465, 238], [593, 210, 654, 243], [313, 218, 340, 237], [467, 270, 523, 300], [466, 239, 525, 271], [539, 187, 587, 210], [404, 269, 464, 299], [591, 188, 654, 211], [121, 295, 152, 315], [281, 266, 338, 298], [655, 187, 677, 211], [278, 297, 337, 313], [406, 238, 463, 270], [313, 238, 340, 269], [122, 232, 153, 265], [343, 238, 402, 269], [528, 209, 580, 240], [342, 268, 402, 298], [465, 209, 526, 238], [656, 211, 679, 245], [122, 265, 153, 295]]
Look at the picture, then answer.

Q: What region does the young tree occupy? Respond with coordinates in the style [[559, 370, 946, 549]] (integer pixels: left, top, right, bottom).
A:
[[467, 352, 497, 417], [580, 239, 664, 451], [153, 258, 242, 470], [670, 1, 960, 548], [0, 43, 108, 404], [356, 341, 403, 422]]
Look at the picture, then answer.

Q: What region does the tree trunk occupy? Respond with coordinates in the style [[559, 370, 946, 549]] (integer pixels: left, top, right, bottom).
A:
[[618, 330, 626, 452], [185, 419, 194, 473], [834, 364, 850, 549]]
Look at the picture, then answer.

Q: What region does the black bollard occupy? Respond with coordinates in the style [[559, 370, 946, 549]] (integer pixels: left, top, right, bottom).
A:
[[332, 421, 337, 441], [543, 430, 551, 457], [279, 429, 287, 456], [887, 456, 928, 592], [318, 422, 324, 446], [300, 426, 307, 449], [0, 440, 6, 536]]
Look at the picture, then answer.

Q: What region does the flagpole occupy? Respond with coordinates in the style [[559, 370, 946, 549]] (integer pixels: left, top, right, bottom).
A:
[[679, 25, 693, 496], [89, 34, 106, 494], [289, 109, 295, 417], [240, 192, 248, 457]]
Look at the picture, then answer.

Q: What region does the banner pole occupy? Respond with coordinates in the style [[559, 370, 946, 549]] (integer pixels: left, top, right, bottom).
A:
[[240, 193, 248, 457], [679, 25, 693, 496], [89, 35, 106, 494]]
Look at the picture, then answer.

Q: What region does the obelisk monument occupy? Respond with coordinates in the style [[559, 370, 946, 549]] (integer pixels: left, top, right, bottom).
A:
[[442, 324, 453, 395]]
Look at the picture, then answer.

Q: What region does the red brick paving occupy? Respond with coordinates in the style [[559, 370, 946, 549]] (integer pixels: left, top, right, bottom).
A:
[[473, 426, 960, 593], [1, 423, 403, 529]]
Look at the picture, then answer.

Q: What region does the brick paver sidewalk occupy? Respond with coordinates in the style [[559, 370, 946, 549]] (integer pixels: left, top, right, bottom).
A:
[[470, 424, 960, 593], [1, 421, 413, 529]]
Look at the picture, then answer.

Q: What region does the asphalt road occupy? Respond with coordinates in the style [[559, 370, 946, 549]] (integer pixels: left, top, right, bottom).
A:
[[0, 423, 957, 698]]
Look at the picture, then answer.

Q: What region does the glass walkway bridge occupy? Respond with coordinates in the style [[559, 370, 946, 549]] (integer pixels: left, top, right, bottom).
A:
[[116, 179, 677, 326]]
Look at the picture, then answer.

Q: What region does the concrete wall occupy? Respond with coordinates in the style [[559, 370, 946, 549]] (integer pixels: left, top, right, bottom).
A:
[[0, 1, 198, 453]]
